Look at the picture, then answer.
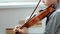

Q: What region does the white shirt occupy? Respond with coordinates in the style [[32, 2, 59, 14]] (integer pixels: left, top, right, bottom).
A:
[[45, 4, 60, 34]]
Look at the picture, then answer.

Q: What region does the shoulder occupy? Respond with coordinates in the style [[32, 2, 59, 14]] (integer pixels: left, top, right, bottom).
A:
[[49, 9, 60, 18], [52, 9, 60, 15], [54, 9, 60, 15]]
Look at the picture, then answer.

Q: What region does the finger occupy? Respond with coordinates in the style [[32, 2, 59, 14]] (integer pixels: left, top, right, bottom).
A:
[[13, 24, 22, 32], [13, 28, 17, 32], [13, 27, 19, 32], [17, 28, 23, 32], [16, 25, 22, 28]]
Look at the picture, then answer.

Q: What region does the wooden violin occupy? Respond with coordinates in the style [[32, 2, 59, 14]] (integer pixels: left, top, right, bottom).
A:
[[15, 4, 55, 34], [15, 0, 55, 33]]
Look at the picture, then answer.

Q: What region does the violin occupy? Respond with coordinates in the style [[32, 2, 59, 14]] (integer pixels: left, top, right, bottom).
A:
[[15, 0, 55, 34], [15, 4, 55, 34]]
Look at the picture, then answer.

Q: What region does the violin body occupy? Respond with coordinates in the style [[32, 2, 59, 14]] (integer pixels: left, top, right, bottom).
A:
[[15, 5, 55, 34], [24, 5, 55, 28]]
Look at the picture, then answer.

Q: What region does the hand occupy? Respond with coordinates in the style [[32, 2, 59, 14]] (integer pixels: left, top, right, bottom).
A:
[[13, 24, 23, 34]]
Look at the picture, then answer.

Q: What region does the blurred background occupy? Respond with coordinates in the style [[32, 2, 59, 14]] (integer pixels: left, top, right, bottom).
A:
[[0, 0, 47, 34]]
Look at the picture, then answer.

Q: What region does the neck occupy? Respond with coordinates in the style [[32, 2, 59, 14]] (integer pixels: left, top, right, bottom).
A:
[[46, 3, 58, 8], [47, 0, 59, 7]]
